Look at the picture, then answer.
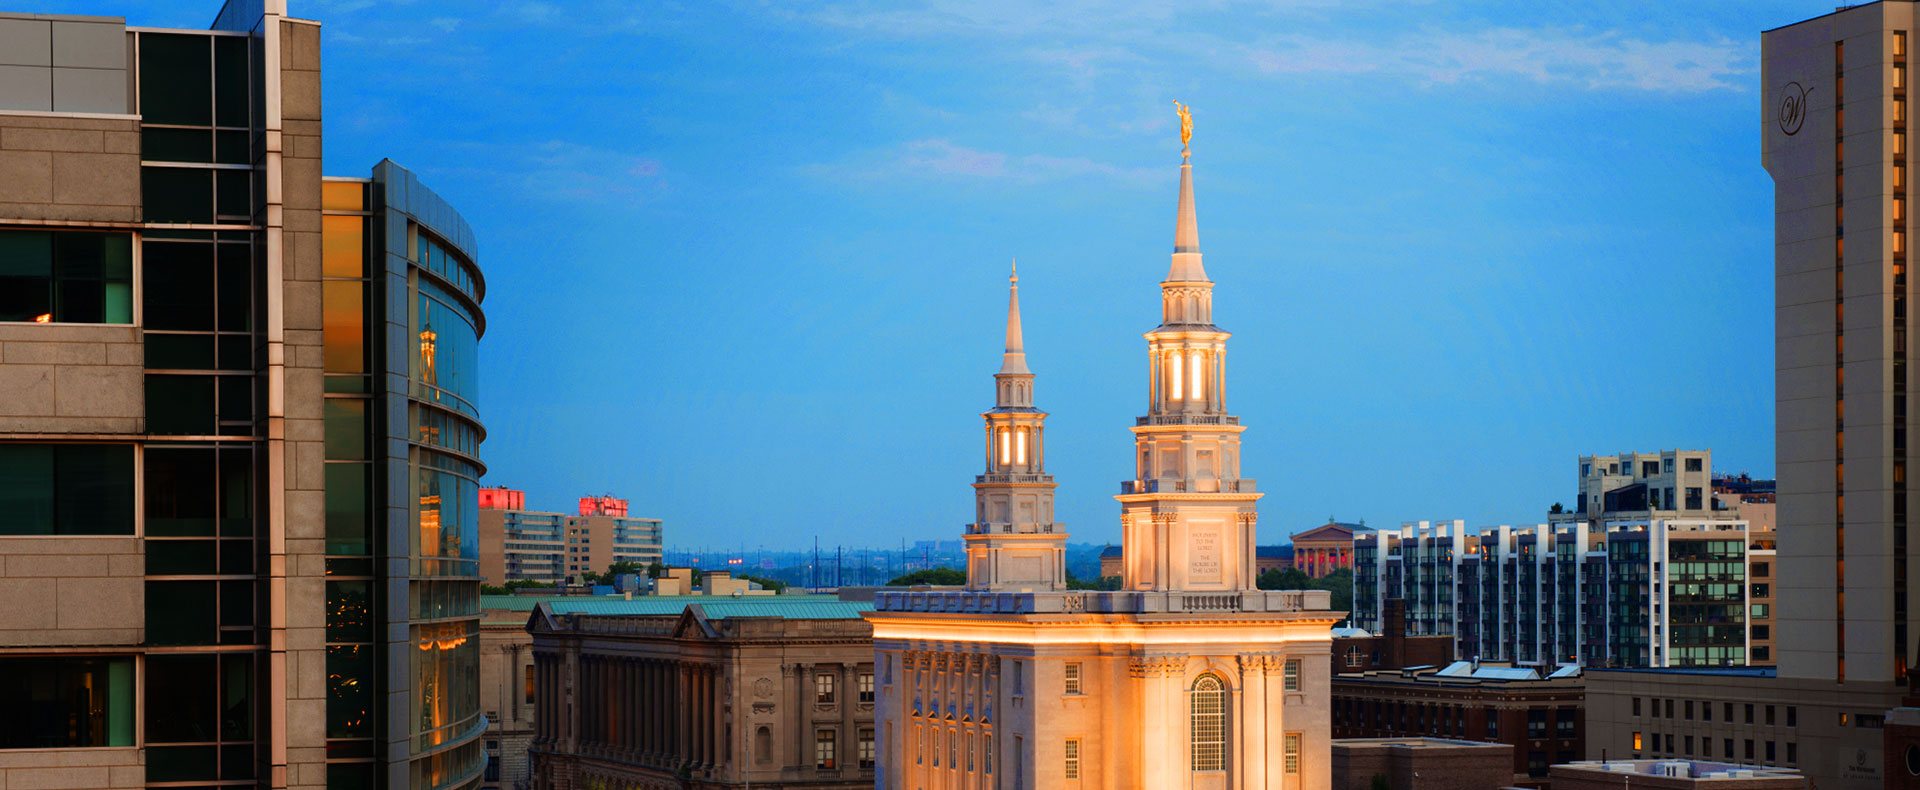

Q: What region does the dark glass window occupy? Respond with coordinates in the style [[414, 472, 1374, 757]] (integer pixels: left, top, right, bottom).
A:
[[325, 463, 370, 556], [0, 657, 134, 747], [142, 169, 215, 225], [147, 334, 216, 370], [213, 36, 249, 127], [143, 241, 216, 330], [139, 33, 212, 126], [326, 645, 374, 739], [146, 654, 218, 742], [0, 444, 133, 535], [147, 375, 216, 435], [0, 230, 133, 324], [146, 581, 217, 645]]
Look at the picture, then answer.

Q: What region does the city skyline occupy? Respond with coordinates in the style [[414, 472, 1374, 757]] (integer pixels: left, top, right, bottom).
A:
[[39, 0, 1795, 546]]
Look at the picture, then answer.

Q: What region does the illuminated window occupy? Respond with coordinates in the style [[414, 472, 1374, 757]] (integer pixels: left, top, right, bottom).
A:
[[859, 729, 875, 770], [998, 428, 1010, 465], [1285, 732, 1301, 774], [859, 672, 874, 702], [1015, 429, 1027, 465], [816, 729, 836, 769], [1191, 674, 1225, 771], [1284, 659, 1300, 691], [1190, 351, 1203, 401], [524, 664, 534, 704], [1170, 352, 1184, 400], [817, 673, 836, 703], [1064, 662, 1082, 695], [1065, 738, 1081, 779]]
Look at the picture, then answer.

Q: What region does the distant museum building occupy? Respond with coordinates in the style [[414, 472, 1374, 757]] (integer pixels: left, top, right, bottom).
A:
[[865, 122, 1340, 788]]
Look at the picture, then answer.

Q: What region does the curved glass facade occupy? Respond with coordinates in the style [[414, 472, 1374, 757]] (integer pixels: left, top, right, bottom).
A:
[[324, 162, 487, 790]]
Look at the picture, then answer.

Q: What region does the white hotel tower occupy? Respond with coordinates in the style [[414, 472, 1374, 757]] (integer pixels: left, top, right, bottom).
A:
[[867, 124, 1339, 790]]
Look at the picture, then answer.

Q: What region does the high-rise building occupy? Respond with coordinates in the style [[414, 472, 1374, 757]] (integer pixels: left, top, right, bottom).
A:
[[0, 3, 487, 789], [1581, 9, 1920, 787], [867, 123, 1339, 788], [1354, 519, 1763, 669], [476, 487, 664, 585], [1552, 451, 1720, 524]]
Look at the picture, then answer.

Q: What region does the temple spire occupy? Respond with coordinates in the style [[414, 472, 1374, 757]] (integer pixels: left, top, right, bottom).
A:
[[1167, 155, 1208, 282], [999, 259, 1030, 375]]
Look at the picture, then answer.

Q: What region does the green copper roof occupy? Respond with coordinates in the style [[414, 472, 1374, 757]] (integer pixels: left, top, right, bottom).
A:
[[483, 594, 868, 620]]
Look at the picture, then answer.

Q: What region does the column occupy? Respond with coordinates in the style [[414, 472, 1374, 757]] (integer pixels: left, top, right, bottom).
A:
[[788, 663, 805, 767], [841, 662, 858, 771], [1240, 657, 1267, 789]]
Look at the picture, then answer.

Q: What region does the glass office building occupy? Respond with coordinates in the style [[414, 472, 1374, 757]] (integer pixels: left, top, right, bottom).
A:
[[0, 2, 485, 788]]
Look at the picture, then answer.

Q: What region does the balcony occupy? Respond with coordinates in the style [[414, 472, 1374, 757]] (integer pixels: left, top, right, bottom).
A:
[[1136, 414, 1240, 426], [976, 473, 1053, 484]]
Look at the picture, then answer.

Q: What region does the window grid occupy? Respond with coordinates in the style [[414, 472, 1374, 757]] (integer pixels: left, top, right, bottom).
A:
[[815, 729, 836, 770], [1064, 662, 1082, 695], [1190, 674, 1226, 771], [1064, 738, 1081, 779], [1284, 659, 1301, 691]]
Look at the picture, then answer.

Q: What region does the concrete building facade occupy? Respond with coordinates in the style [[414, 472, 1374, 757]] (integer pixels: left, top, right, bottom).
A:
[[866, 133, 1340, 789], [0, 3, 487, 789], [477, 488, 663, 585]]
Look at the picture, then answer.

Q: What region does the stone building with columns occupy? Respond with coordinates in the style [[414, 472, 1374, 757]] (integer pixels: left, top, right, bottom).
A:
[[866, 128, 1341, 789], [526, 596, 878, 789]]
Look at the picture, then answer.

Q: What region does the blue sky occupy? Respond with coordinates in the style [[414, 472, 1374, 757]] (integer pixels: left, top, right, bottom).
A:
[[93, 1, 1813, 550]]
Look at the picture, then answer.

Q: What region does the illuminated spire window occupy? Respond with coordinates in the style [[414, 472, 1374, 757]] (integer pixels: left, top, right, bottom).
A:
[[1190, 351, 1204, 402], [1170, 352, 1184, 400], [999, 428, 1011, 466], [1016, 429, 1028, 465]]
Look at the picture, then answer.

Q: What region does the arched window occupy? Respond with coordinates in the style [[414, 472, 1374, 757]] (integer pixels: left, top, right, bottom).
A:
[[1190, 674, 1226, 771]]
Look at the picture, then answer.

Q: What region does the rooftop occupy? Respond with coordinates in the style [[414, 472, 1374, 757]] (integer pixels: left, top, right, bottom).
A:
[[1555, 759, 1802, 781]]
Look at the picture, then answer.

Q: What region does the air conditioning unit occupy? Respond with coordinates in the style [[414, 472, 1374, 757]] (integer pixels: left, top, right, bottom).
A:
[[1657, 762, 1689, 778]]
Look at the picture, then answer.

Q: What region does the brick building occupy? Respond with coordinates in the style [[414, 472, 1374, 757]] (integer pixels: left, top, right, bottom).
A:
[[1332, 661, 1586, 782], [1332, 737, 1516, 790]]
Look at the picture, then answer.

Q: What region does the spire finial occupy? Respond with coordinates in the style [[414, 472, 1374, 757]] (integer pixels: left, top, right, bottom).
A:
[[998, 262, 1030, 375]]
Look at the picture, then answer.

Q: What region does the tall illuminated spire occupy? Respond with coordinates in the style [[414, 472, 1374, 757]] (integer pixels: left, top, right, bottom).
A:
[[1117, 117, 1262, 592], [999, 259, 1030, 376], [968, 262, 1065, 591]]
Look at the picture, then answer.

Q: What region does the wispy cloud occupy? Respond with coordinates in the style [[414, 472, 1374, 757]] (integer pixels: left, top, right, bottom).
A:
[[816, 139, 1158, 185], [779, 1, 1750, 94], [1246, 28, 1749, 92]]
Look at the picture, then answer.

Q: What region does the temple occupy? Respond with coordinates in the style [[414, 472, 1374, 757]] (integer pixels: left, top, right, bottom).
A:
[[866, 122, 1340, 788]]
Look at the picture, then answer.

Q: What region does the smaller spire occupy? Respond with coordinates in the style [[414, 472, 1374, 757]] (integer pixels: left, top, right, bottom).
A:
[[999, 258, 1030, 375]]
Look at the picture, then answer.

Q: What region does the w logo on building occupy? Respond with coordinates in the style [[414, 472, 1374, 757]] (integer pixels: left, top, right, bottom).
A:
[[1779, 81, 1811, 136]]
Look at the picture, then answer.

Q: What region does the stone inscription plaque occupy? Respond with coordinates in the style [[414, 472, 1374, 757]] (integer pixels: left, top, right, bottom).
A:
[[1189, 525, 1223, 584]]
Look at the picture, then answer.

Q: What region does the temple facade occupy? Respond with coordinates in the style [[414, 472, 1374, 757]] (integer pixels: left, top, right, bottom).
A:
[[866, 128, 1339, 789]]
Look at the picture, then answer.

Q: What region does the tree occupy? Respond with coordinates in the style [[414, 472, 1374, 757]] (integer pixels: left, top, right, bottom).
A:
[[647, 561, 667, 579], [887, 568, 966, 586], [604, 560, 645, 580], [738, 574, 787, 593], [481, 579, 555, 595]]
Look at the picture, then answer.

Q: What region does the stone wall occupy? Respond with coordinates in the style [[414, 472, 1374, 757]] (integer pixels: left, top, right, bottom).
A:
[[0, 535, 141, 646], [0, 113, 139, 223], [0, 747, 144, 790], [0, 324, 142, 434]]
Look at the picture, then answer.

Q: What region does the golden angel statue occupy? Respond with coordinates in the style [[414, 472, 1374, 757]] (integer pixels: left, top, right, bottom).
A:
[[1173, 100, 1192, 154]]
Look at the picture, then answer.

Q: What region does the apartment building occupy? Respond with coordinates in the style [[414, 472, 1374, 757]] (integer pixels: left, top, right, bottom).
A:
[[477, 487, 663, 584], [1354, 519, 1766, 669]]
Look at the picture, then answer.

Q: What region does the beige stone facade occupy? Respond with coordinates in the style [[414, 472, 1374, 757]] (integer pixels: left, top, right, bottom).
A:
[[868, 141, 1339, 789], [482, 601, 539, 790], [527, 598, 878, 789], [1585, 669, 1894, 789]]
